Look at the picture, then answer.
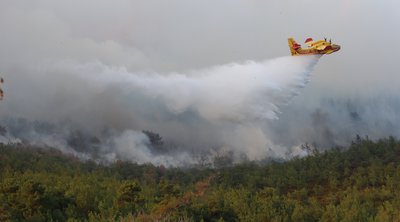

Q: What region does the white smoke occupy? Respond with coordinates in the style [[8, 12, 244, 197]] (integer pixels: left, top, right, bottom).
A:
[[0, 56, 319, 166], [269, 95, 400, 152]]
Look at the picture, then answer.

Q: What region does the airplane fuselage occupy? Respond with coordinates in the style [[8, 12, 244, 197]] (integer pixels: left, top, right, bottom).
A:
[[293, 44, 341, 55]]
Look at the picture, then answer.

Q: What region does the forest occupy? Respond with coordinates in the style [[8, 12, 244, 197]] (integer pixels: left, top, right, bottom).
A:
[[1, 136, 400, 221]]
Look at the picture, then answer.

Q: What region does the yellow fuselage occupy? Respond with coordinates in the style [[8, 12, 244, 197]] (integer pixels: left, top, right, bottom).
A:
[[294, 45, 341, 55]]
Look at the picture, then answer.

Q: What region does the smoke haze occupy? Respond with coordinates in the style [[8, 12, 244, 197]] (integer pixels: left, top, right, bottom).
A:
[[0, 1, 400, 166], [0, 54, 319, 166]]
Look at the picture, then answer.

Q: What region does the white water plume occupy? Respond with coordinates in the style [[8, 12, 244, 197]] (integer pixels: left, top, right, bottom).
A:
[[0, 55, 319, 166]]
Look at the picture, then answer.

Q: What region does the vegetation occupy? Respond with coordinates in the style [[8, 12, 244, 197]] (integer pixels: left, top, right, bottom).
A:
[[1, 137, 400, 221]]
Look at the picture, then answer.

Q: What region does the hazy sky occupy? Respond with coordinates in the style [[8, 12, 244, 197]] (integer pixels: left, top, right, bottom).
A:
[[1, 0, 399, 87], [0, 0, 400, 165]]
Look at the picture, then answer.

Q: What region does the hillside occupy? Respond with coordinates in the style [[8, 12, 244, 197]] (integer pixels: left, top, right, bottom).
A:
[[1, 137, 400, 221]]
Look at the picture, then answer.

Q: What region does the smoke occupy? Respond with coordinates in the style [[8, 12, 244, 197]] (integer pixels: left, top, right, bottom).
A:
[[269, 95, 400, 152], [0, 55, 319, 166]]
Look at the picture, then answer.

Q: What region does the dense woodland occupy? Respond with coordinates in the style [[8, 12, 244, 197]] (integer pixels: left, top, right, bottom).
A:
[[1, 137, 400, 221]]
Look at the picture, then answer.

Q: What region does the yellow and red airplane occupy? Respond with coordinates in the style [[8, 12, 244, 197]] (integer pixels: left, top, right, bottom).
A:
[[288, 37, 340, 56]]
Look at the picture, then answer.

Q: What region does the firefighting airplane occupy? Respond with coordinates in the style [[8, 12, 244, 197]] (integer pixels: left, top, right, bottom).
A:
[[288, 37, 340, 56]]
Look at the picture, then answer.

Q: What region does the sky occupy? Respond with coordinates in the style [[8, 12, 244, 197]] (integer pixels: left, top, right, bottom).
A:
[[2, 0, 399, 89], [0, 0, 399, 166]]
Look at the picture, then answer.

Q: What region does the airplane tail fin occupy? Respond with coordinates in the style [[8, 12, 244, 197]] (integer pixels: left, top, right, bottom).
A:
[[288, 38, 301, 56]]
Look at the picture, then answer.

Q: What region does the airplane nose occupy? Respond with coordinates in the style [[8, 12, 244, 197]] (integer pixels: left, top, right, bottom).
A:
[[333, 44, 341, 51]]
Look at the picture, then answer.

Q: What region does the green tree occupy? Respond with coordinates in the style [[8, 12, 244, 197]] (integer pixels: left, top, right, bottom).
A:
[[116, 181, 144, 216]]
